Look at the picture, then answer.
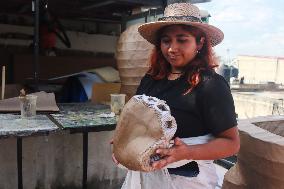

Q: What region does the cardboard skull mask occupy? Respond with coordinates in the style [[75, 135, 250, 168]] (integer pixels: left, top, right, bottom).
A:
[[113, 95, 177, 172]]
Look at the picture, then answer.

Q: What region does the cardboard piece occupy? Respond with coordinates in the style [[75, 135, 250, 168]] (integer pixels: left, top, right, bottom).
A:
[[0, 91, 59, 112], [222, 165, 247, 189], [91, 83, 121, 105], [222, 117, 284, 189], [88, 66, 120, 83]]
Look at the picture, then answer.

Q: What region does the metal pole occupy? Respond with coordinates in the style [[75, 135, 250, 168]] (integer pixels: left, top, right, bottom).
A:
[[275, 58, 279, 83], [32, 0, 40, 91], [82, 131, 88, 189], [17, 138, 23, 189]]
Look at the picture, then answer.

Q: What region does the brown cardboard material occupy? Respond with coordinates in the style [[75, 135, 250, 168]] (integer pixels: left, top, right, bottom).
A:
[[0, 91, 59, 112], [222, 165, 247, 189], [116, 24, 153, 99], [222, 116, 284, 189]]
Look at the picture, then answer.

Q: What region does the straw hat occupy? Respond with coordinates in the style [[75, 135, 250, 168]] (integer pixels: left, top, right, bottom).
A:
[[138, 2, 224, 47]]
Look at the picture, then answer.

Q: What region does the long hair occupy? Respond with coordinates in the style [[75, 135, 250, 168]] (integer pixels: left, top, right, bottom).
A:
[[147, 24, 218, 94]]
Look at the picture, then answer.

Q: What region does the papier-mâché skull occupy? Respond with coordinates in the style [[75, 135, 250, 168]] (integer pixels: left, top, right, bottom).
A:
[[113, 95, 177, 172]]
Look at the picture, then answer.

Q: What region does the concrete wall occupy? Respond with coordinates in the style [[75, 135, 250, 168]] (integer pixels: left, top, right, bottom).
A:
[[0, 130, 126, 189], [237, 55, 284, 84], [232, 91, 284, 119], [233, 92, 274, 119], [276, 59, 284, 85]]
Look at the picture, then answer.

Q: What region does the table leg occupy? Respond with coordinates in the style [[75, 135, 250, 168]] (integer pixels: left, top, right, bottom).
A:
[[83, 131, 88, 189], [17, 137, 23, 189]]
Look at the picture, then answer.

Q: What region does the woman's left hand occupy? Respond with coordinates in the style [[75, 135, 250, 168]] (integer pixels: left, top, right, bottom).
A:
[[152, 137, 190, 170]]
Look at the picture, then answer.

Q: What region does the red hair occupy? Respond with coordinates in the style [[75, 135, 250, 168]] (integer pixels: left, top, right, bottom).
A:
[[147, 24, 218, 94]]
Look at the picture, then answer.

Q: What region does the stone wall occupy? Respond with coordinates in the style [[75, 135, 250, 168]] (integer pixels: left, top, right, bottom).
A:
[[232, 91, 284, 119], [0, 130, 126, 189], [222, 116, 284, 189]]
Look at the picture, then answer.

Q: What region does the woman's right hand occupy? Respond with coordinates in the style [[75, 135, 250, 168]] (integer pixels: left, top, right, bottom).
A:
[[152, 137, 190, 170]]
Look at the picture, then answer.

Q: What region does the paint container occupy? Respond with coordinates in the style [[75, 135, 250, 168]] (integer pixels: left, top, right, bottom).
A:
[[19, 95, 37, 118], [110, 94, 126, 115]]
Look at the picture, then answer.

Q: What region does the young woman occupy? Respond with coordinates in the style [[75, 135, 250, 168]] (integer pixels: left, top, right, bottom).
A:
[[133, 2, 240, 188]]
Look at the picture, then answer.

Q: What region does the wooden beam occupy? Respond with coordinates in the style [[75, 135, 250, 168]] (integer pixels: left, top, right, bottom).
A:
[[167, 0, 211, 4], [190, 0, 211, 3], [81, 0, 115, 10], [118, 0, 164, 6], [123, 8, 163, 22], [82, 0, 164, 11]]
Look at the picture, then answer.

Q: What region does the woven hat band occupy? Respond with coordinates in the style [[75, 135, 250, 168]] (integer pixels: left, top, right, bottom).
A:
[[158, 16, 202, 23]]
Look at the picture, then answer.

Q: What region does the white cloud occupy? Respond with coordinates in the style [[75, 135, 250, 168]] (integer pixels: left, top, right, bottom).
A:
[[214, 7, 246, 23], [279, 26, 284, 32], [198, 0, 284, 57], [265, 32, 284, 46], [217, 31, 284, 57], [211, 2, 273, 29]]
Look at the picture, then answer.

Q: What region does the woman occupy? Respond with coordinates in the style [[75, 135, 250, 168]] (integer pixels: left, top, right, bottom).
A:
[[133, 2, 239, 188]]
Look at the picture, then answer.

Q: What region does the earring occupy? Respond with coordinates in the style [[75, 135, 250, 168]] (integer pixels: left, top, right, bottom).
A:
[[196, 50, 200, 54]]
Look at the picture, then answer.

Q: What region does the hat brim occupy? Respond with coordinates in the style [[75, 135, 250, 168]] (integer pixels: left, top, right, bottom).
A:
[[138, 21, 224, 47]]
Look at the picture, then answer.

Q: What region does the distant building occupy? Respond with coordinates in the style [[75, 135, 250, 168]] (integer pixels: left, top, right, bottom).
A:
[[237, 55, 284, 84], [216, 64, 238, 83]]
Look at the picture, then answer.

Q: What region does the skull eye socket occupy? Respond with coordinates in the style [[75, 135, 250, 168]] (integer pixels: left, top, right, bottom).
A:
[[148, 97, 156, 102], [166, 120, 172, 128], [157, 104, 167, 111], [149, 154, 161, 165]]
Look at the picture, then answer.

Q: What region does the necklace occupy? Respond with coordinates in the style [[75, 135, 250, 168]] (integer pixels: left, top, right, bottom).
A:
[[170, 71, 184, 74]]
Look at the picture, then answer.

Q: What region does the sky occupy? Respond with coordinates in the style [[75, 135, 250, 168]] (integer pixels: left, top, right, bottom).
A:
[[197, 0, 284, 59]]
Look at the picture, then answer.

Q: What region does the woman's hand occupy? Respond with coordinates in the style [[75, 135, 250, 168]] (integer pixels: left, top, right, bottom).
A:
[[152, 137, 190, 170], [152, 127, 240, 169]]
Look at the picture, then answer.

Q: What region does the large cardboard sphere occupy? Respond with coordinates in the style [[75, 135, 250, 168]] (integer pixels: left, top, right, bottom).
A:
[[222, 116, 284, 189], [116, 24, 153, 99]]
